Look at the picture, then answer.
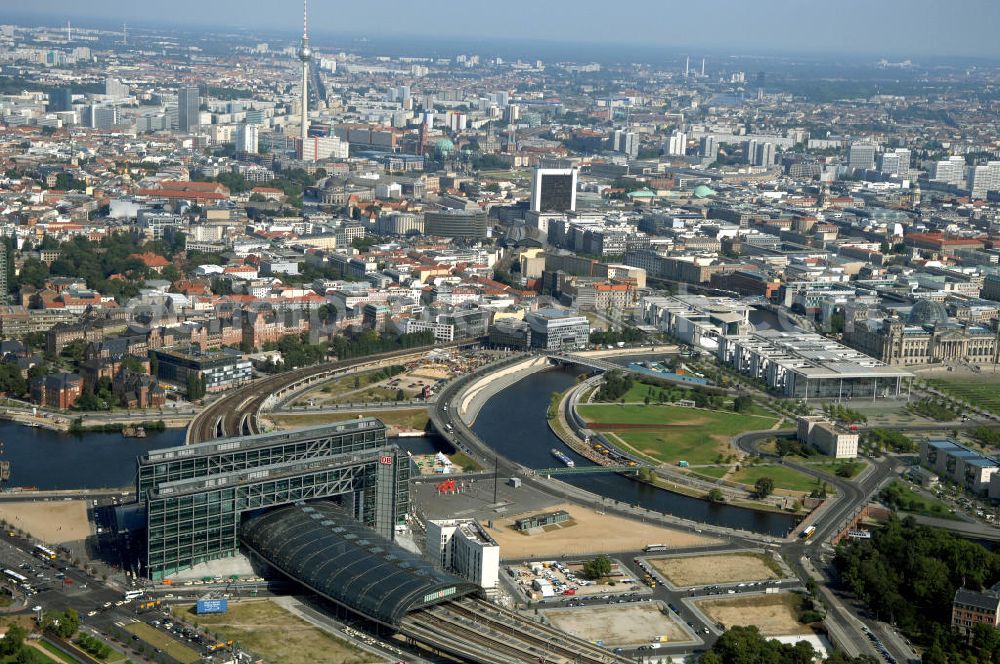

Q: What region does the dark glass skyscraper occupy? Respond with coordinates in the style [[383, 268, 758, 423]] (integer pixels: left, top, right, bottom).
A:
[[177, 86, 200, 132], [47, 87, 72, 113]]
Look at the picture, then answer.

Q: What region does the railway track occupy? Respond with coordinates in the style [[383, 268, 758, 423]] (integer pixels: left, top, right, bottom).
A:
[[187, 340, 480, 444], [401, 597, 628, 664]]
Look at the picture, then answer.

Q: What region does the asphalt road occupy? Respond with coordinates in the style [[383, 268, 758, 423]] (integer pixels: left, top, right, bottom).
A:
[[734, 431, 914, 663]]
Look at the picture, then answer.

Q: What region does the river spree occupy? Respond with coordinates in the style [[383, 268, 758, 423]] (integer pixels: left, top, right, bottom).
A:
[[0, 422, 184, 490], [471, 367, 798, 536]]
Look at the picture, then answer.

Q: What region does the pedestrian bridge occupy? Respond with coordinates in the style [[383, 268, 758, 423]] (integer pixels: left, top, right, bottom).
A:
[[533, 464, 641, 476]]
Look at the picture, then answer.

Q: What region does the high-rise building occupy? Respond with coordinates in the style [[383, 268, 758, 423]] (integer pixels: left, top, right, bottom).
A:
[[88, 105, 119, 130], [105, 77, 129, 98], [700, 136, 719, 160], [931, 156, 967, 187], [235, 123, 259, 154], [177, 86, 200, 132], [298, 0, 312, 145], [613, 129, 638, 158], [879, 148, 911, 179], [47, 87, 72, 113], [666, 131, 687, 156], [0, 241, 8, 306], [848, 142, 877, 171], [298, 134, 349, 161], [530, 168, 578, 213], [969, 161, 1000, 200], [747, 140, 776, 167]]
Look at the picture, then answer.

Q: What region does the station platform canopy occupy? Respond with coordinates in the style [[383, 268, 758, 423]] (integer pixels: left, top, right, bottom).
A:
[[240, 501, 481, 626]]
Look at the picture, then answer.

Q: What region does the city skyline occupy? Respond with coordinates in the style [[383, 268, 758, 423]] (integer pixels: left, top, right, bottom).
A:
[[13, 0, 1000, 59]]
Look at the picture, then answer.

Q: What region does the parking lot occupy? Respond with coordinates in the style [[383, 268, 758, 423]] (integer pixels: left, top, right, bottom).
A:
[[506, 558, 643, 601]]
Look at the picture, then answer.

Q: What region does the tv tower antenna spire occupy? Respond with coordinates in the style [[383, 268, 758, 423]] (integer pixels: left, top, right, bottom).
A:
[[297, 0, 312, 149]]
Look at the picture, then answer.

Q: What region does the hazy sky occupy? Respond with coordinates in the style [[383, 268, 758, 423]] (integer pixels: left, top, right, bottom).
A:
[[17, 0, 1000, 59]]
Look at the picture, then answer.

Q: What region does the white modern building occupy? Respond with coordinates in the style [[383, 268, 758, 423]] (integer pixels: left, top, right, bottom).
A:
[[236, 123, 259, 154], [718, 329, 913, 400], [797, 416, 859, 458], [299, 135, 349, 161], [848, 142, 877, 171], [666, 131, 687, 156], [426, 519, 500, 590]]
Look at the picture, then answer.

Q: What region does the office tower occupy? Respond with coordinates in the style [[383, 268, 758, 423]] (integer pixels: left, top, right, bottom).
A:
[[969, 162, 1000, 199], [47, 87, 72, 113], [848, 143, 877, 171], [299, 134, 349, 161], [931, 156, 966, 186], [89, 105, 119, 130], [701, 57, 706, 77], [297, 0, 312, 144], [530, 168, 578, 213], [666, 131, 687, 156], [700, 136, 719, 161], [613, 129, 638, 158], [685, 56, 690, 78], [0, 241, 7, 306], [879, 148, 911, 179], [236, 123, 259, 154], [747, 140, 776, 167], [105, 77, 129, 98], [177, 86, 200, 132], [449, 112, 467, 132]]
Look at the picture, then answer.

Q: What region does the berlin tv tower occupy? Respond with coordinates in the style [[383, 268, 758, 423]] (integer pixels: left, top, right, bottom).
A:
[[298, 0, 312, 145]]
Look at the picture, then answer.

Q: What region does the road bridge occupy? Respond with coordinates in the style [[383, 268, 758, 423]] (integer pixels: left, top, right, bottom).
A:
[[186, 339, 477, 444], [550, 351, 733, 393]]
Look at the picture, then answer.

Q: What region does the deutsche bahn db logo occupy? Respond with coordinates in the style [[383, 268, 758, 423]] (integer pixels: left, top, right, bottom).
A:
[[379, 455, 393, 465]]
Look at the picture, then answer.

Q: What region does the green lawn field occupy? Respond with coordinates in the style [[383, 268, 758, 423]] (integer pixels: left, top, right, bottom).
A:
[[728, 464, 825, 494], [577, 403, 779, 465], [692, 466, 731, 480], [926, 376, 1000, 415]]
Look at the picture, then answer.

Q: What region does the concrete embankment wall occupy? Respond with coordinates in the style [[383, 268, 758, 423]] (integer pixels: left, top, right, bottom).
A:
[[458, 356, 552, 426]]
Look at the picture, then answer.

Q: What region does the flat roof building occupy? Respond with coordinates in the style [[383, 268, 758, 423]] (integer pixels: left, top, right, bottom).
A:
[[531, 168, 578, 214], [426, 519, 500, 590], [524, 308, 590, 351], [921, 438, 999, 496], [137, 419, 409, 580], [797, 416, 859, 459], [718, 329, 913, 400], [424, 209, 488, 240]]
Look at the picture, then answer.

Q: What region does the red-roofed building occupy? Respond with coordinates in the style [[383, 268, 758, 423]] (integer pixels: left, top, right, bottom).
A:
[[129, 252, 170, 272], [904, 232, 986, 254]]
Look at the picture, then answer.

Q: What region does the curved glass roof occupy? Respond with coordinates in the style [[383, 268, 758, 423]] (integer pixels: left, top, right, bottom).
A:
[[908, 299, 949, 327], [241, 501, 481, 625]]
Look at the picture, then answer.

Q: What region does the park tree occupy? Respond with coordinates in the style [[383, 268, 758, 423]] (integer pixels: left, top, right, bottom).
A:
[[708, 488, 725, 502], [582, 554, 613, 580], [754, 477, 775, 498]]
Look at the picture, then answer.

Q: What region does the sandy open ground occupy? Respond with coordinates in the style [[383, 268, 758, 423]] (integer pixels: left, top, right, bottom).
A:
[[483, 503, 718, 560], [0, 500, 90, 544], [543, 603, 691, 647], [695, 593, 812, 636], [649, 552, 782, 587]]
